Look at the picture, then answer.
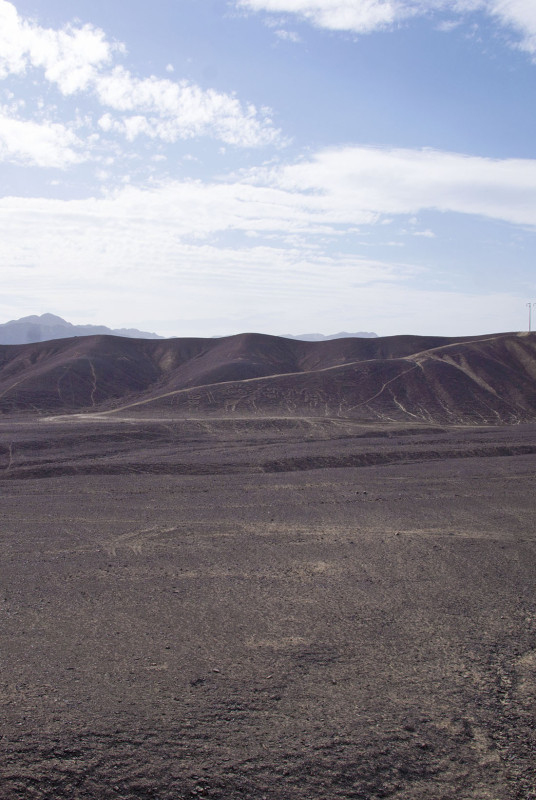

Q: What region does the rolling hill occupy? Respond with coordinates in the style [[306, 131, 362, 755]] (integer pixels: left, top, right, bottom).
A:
[[0, 331, 534, 424]]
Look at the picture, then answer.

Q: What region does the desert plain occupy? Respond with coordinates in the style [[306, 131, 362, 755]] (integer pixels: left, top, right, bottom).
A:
[[0, 332, 535, 799]]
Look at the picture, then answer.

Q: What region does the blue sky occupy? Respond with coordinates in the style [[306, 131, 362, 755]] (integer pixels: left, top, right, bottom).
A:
[[0, 0, 535, 337]]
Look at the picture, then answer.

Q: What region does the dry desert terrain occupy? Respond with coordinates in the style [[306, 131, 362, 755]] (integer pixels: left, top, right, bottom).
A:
[[0, 413, 535, 799], [0, 331, 535, 799]]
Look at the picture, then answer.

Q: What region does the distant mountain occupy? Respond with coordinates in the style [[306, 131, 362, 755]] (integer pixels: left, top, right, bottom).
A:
[[283, 332, 378, 341], [0, 316, 379, 346], [0, 313, 163, 344], [0, 330, 534, 425]]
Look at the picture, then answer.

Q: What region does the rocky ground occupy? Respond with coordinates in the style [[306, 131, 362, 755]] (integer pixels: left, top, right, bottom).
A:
[[0, 415, 535, 799]]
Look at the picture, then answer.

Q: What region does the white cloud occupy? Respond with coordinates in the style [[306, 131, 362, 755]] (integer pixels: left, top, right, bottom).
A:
[[255, 145, 536, 228], [0, 142, 534, 283], [93, 67, 279, 145], [412, 229, 436, 237], [0, 144, 534, 268], [237, 0, 408, 33], [0, 0, 115, 90], [0, 190, 417, 332], [274, 28, 302, 41], [0, 110, 85, 167], [0, 0, 280, 150], [1, 142, 534, 236], [237, 0, 536, 53], [485, 0, 536, 53], [0, 144, 532, 334]]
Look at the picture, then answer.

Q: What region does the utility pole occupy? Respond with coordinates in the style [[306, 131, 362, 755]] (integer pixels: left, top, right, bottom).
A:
[[528, 302, 535, 332]]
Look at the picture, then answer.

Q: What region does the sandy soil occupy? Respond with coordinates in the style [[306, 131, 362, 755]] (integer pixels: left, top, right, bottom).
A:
[[0, 415, 535, 799]]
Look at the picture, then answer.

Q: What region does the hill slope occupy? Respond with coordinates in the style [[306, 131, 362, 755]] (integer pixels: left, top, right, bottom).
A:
[[0, 331, 534, 424]]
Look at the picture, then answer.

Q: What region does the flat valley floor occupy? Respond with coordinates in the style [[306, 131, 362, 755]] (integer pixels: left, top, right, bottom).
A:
[[0, 415, 535, 799]]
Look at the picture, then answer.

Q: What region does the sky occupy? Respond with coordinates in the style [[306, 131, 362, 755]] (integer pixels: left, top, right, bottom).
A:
[[0, 0, 535, 338]]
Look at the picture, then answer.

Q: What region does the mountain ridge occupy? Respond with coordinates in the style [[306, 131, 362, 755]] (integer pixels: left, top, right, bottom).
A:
[[0, 330, 534, 424], [0, 313, 164, 344], [0, 314, 379, 345]]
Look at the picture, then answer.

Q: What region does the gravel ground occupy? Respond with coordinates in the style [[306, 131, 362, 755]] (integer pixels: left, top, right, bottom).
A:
[[0, 416, 535, 799]]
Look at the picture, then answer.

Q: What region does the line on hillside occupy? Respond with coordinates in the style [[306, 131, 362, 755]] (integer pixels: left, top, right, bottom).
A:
[[4, 443, 13, 472], [348, 364, 421, 410], [88, 359, 98, 406], [99, 358, 418, 415]]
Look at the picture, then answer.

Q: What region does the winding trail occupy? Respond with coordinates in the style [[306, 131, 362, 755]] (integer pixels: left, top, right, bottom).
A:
[[88, 359, 98, 407]]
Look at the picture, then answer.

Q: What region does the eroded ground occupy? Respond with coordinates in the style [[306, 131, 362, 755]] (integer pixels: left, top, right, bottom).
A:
[[0, 416, 535, 799]]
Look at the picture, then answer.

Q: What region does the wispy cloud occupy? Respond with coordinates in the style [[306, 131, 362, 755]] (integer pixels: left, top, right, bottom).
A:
[[0, 189, 418, 334], [237, 0, 408, 34], [484, 0, 536, 54], [250, 145, 536, 229], [236, 0, 536, 54], [0, 143, 534, 289], [0, 0, 280, 160], [1, 141, 532, 334], [274, 28, 302, 42], [1, 144, 534, 241], [412, 229, 436, 238]]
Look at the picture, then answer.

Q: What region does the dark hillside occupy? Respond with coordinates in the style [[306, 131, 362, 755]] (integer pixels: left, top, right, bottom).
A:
[[0, 331, 534, 424], [108, 333, 536, 425]]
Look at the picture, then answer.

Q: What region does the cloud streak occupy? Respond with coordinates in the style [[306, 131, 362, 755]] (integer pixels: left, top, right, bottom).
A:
[[1, 144, 534, 239], [259, 146, 536, 228], [0, 144, 534, 299], [237, 0, 536, 54]]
